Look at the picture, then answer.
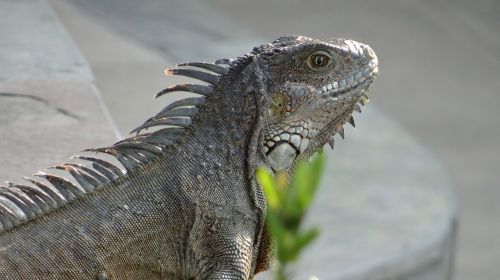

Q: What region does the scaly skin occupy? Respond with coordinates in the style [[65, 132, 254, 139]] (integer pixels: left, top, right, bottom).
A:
[[0, 35, 377, 279]]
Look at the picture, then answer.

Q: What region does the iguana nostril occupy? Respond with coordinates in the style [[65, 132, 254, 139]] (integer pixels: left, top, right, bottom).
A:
[[363, 45, 377, 59]]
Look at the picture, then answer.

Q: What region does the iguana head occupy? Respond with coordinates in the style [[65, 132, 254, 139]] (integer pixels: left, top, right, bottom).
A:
[[253, 35, 378, 172], [150, 35, 377, 175]]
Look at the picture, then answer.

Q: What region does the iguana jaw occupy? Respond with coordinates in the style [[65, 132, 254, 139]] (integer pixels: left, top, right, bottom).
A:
[[261, 39, 378, 172], [263, 77, 375, 172]]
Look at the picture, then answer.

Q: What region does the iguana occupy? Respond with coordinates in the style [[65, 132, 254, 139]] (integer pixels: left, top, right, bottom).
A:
[[0, 35, 378, 279]]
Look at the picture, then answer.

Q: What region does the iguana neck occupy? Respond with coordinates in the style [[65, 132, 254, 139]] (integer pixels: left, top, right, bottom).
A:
[[186, 56, 262, 163], [167, 57, 264, 201]]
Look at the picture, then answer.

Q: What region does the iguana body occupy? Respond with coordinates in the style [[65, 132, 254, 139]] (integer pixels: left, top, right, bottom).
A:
[[0, 36, 378, 279]]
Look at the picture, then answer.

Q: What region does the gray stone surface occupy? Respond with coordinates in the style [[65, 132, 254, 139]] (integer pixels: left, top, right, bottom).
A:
[[66, 0, 259, 62], [51, 1, 458, 279], [0, 0, 91, 82], [49, 0, 181, 136], [0, 0, 118, 183]]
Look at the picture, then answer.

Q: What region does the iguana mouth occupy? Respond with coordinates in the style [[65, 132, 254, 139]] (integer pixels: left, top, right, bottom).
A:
[[317, 61, 378, 100]]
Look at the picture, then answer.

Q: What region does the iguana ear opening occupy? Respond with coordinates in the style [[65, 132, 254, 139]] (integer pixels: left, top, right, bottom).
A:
[[269, 92, 287, 121]]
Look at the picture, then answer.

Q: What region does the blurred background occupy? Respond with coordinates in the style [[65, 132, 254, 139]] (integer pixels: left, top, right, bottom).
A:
[[45, 0, 500, 279]]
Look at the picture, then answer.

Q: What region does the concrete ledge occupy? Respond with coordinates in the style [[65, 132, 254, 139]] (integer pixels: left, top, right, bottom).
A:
[[0, 0, 118, 182], [0, 0, 92, 82]]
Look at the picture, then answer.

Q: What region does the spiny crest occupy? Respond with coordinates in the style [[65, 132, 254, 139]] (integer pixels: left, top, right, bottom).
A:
[[0, 59, 231, 233], [250, 35, 311, 57]]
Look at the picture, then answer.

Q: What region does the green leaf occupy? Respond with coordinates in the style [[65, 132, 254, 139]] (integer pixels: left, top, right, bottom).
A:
[[257, 168, 281, 209], [257, 154, 325, 280], [308, 152, 324, 194], [266, 211, 285, 242], [295, 227, 320, 252], [295, 153, 324, 211]]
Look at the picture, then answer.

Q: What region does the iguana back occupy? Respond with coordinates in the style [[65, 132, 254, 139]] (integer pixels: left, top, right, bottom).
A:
[[0, 35, 378, 279]]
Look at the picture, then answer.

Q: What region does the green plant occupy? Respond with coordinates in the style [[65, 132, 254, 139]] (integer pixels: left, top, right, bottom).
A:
[[257, 153, 325, 280]]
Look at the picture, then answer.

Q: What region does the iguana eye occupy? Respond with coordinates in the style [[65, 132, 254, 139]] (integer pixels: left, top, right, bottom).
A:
[[270, 92, 287, 119], [307, 51, 333, 70]]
